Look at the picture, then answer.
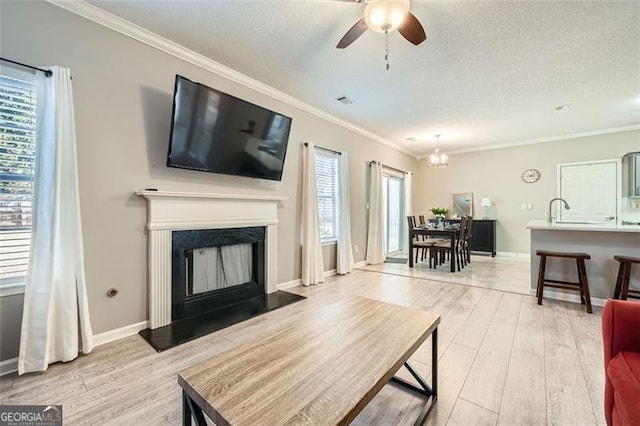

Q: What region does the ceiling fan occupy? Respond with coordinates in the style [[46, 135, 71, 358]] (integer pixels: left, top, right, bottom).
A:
[[336, 0, 427, 49]]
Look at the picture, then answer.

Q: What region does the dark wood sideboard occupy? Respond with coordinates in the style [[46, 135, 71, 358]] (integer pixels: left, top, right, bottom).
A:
[[431, 218, 497, 257], [470, 219, 497, 257]]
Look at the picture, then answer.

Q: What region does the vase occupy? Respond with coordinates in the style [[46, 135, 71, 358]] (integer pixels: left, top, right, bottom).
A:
[[437, 215, 444, 229]]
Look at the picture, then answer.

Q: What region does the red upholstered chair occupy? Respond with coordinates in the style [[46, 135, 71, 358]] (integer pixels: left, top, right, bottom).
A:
[[602, 299, 640, 425]]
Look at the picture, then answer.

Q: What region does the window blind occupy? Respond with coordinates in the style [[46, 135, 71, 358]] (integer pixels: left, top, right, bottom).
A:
[[0, 74, 36, 283], [314, 149, 339, 241]]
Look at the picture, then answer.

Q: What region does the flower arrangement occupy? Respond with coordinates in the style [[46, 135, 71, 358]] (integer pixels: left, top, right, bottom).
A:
[[430, 207, 449, 217]]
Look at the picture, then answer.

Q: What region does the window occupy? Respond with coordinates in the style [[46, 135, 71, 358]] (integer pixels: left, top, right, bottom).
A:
[[315, 149, 339, 242], [382, 172, 405, 255], [0, 72, 37, 293]]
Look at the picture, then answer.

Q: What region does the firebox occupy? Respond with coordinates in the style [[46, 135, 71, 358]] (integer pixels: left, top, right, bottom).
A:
[[171, 227, 265, 321]]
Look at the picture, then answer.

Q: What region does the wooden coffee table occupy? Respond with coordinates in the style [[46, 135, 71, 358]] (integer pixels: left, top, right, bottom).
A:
[[178, 296, 440, 425]]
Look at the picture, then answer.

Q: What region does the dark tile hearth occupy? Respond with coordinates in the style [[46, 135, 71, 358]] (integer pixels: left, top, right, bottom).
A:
[[139, 290, 305, 352]]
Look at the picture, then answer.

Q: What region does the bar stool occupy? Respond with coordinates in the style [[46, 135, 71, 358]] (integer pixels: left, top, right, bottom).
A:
[[536, 250, 592, 313], [613, 255, 640, 300]]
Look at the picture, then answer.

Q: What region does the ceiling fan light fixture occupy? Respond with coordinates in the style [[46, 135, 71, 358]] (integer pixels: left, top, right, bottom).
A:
[[364, 0, 410, 33]]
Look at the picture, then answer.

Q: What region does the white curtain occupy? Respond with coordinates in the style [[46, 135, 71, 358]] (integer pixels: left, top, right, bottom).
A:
[[19, 67, 94, 375], [336, 152, 354, 274], [301, 143, 324, 285], [404, 172, 412, 252], [366, 161, 385, 264]]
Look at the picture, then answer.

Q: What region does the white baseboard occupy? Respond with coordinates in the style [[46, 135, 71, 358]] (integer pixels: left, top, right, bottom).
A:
[[496, 251, 530, 258], [324, 269, 337, 278], [277, 267, 354, 291], [0, 357, 18, 376], [354, 260, 367, 268], [278, 278, 301, 290], [92, 320, 149, 347], [528, 288, 607, 307]]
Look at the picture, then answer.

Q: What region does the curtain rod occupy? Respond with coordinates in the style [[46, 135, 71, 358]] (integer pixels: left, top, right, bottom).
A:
[[369, 160, 411, 175], [0, 57, 52, 77], [303, 142, 341, 155]]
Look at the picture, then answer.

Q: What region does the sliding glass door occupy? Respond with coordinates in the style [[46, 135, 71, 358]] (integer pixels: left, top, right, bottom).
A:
[[382, 173, 404, 256]]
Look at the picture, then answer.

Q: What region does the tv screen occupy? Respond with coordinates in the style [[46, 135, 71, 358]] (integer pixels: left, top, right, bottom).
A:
[[167, 75, 292, 181]]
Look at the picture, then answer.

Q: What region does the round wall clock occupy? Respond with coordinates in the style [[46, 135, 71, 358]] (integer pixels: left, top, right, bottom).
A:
[[521, 168, 541, 183]]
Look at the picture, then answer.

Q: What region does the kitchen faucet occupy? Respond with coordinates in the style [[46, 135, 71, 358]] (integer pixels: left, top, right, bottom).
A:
[[548, 198, 570, 223]]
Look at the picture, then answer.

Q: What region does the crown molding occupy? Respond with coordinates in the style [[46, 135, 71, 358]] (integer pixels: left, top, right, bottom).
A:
[[45, 0, 416, 159], [416, 124, 640, 159]]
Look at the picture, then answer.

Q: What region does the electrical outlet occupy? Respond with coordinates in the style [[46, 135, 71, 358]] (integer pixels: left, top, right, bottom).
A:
[[354, 245, 359, 253], [521, 203, 527, 210], [528, 203, 533, 210]]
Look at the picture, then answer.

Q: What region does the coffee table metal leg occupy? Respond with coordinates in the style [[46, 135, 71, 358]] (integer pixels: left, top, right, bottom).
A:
[[390, 327, 438, 424], [183, 391, 207, 426], [432, 327, 438, 400], [182, 393, 190, 426], [391, 360, 432, 396]]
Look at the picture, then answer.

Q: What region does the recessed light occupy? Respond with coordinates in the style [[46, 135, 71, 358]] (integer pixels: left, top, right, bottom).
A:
[[555, 104, 571, 111]]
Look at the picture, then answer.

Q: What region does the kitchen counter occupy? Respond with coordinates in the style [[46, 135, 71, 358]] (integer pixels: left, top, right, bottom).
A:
[[527, 220, 640, 233], [527, 220, 640, 301]]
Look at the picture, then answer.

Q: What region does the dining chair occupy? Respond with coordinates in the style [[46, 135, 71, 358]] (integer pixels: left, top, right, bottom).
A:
[[463, 216, 473, 264], [415, 215, 439, 261], [457, 216, 471, 267], [407, 216, 442, 266], [433, 216, 468, 271]]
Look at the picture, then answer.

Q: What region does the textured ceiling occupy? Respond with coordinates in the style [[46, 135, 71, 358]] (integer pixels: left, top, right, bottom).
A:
[[88, 0, 640, 155]]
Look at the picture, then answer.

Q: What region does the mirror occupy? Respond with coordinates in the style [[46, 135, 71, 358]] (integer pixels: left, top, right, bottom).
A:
[[451, 193, 473, 217]]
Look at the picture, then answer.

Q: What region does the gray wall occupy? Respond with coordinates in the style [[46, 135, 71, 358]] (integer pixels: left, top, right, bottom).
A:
[[415, 129, 640, 254], [0, 1, 418, 360]]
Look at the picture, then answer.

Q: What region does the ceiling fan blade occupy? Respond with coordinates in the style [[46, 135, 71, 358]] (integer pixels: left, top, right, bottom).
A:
[[398, 12, 427, 46], [337, 18, 368, 49]]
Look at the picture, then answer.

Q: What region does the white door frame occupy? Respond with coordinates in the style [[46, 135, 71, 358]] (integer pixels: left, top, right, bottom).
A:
[[556, 158, 622, 224]]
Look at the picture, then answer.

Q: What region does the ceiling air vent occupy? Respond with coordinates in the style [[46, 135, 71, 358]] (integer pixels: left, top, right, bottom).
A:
[[336, 95, 354, 105], [405, 137, 417, 142]]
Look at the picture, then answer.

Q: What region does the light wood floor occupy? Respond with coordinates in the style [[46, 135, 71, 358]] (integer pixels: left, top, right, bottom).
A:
[[362, 254, 531, 295], [0, 268, 605, 425]]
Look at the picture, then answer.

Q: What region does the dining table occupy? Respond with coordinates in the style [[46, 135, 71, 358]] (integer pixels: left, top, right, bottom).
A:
[[409, 225, 460, 272]]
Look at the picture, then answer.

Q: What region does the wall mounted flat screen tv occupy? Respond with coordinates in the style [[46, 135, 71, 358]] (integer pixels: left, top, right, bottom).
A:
[[167, 75, 292, 181]]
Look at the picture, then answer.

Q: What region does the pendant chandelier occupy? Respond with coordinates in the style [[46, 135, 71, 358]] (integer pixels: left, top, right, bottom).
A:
[[427, 134, 448, 168]]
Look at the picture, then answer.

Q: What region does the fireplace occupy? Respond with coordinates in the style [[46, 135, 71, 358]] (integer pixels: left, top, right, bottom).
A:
[[171, 227, 265, 321], [135, 190, 287, 330], [136, 191, 304, 351]]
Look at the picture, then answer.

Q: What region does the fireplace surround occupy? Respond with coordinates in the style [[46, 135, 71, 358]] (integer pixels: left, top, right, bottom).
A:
[[136, 190, 287, 329]]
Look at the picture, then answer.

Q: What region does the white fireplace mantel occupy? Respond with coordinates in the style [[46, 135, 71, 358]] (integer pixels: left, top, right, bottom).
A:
[[137, 190, 288, 230], [136, 190, 287, 329]]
